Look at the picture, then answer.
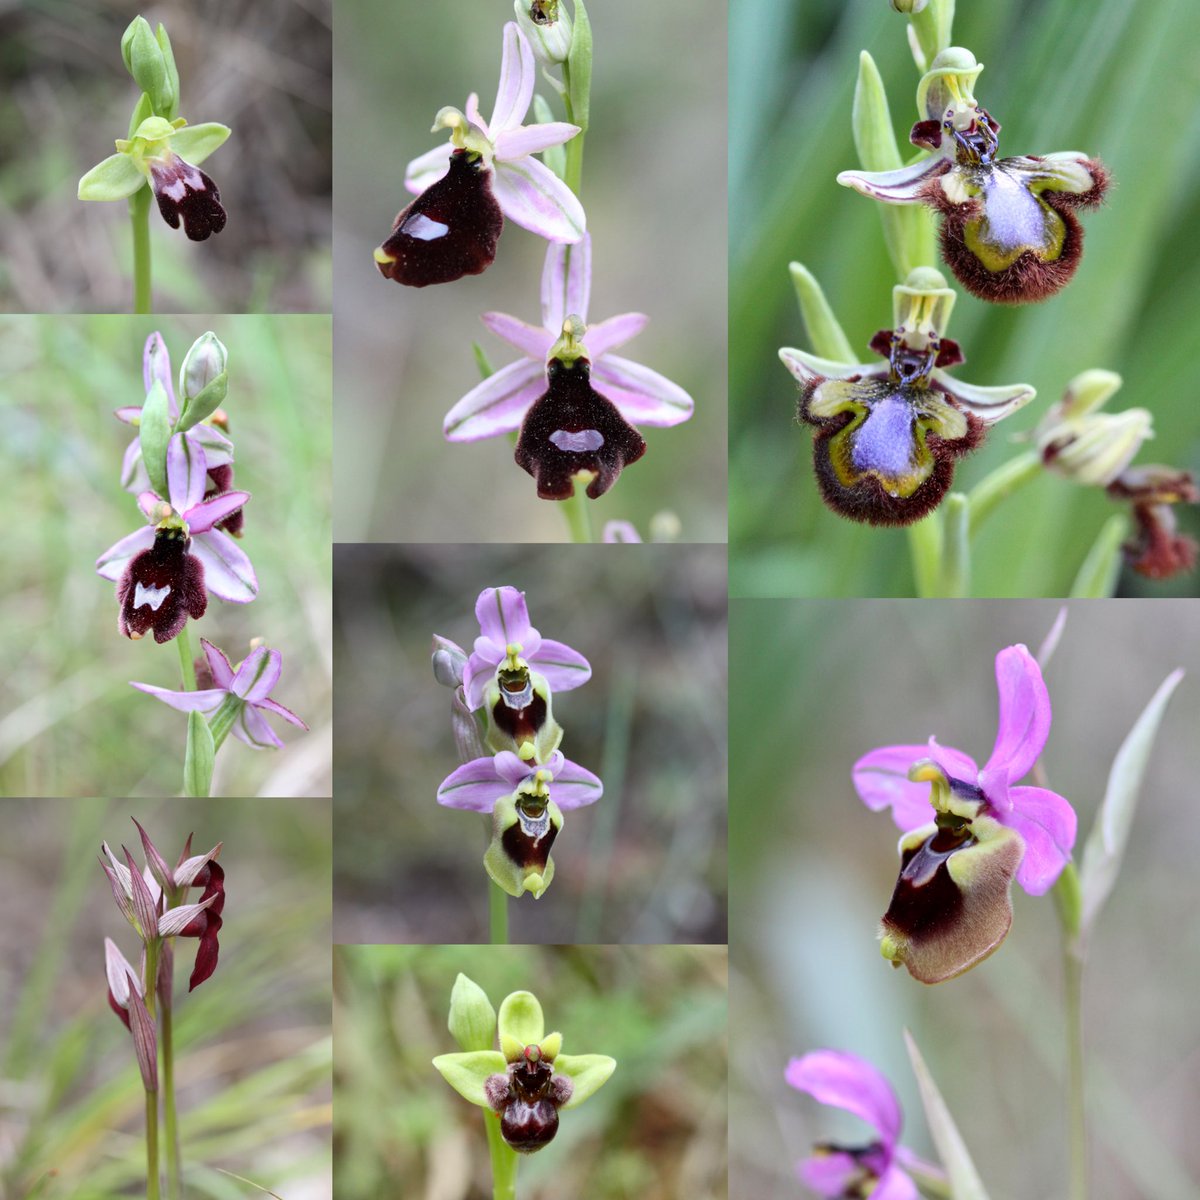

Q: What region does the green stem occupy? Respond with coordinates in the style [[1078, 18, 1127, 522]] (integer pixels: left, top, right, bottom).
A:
[[207, 694, 241, 753], [485, 1108, 519, 1200], [907, 513, 942, 598], [161, 989, 181, 1199], [561, 82, 585, 196], [130, 185, 153, 315], [145, 1091, 161, 1200], [489, 879, 509, 945], [965, 451, 1043, 537], [1054, 863, 1088, 1200], [560, 487, 594, 542], [176, 624, 197, 692], [937, 493, 970, 598]]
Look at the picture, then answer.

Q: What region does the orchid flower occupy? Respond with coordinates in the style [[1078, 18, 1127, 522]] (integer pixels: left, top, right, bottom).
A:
[[375, 22, 584, 286], [131, 638, 308, 750], [782, 268, 1034, 524], [444, 235, 694, 440], [1107, 466, 1200, 580], [853, 643, 1077, 982], [787, 1051, 936, 1200], [837, 49, 1108, 304]]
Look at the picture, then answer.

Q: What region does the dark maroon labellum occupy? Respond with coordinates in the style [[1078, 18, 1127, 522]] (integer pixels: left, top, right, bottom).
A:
[[491, 687, 548, 748], [149, 157, 227, 241], [515, 358, 647, 500], [117, 527, 207, 643], [502, 797, 558, 871], [376, 150, 503, 287], [881, 824, 972, 941], [179, 860, 225, 992], [500, 1056, 560, 1153]]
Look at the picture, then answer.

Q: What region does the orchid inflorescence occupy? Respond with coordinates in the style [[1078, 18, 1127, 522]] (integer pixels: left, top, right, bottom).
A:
[[780, 4, 1196, 587], [375, 7, 693, 523], [434, 586, 601, 902], [95, 331, 306, 794]]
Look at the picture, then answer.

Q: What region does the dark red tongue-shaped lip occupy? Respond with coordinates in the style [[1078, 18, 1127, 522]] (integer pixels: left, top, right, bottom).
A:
[[376, 150, 504, 287]]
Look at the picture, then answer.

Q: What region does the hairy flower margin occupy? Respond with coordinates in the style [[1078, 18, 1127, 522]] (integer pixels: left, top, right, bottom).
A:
[[853, 643, 1077, 983]]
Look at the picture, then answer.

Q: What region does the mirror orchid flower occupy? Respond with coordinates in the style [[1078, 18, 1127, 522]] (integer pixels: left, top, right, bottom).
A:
[[837, 49, 1108, 304], [853, 644, 1077, 983], [131, 638, 308, 750], [782, 268, 1034, 525], [438, 748, 603, 899], [375, 22, 584, 286], [1107, 466, 1199, 581], [97, 432, 257, 641], [787, 1050, 936, 1200]]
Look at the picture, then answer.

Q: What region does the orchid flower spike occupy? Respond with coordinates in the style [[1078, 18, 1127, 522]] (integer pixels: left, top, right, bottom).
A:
[[434, 989, 616, 1154], [787, 1050, 938, 1200], [438, 749, 603, 899], [853, 644, 1077, 983], [781, 268, 1034, 524], [375, 22, 584, 286], [1106, 466, 1199, 580], [837, 49, 1109, 303]]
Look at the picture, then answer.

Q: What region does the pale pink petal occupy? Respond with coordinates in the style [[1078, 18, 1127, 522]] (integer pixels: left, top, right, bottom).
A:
[[256, 697, 309, 730], [493, 121, 580, 160], [130, 683, 228, 714], [404, 143, 454, 196], [465, 93, 490, 139], [786, 1051, 903, 1147], [190, 423, 234, 469], [167, 432, 207, 514], [871, 1165, 919, 1200], [137, 490, 161, 520], [493, 157, 586, 243], [233, 703, 284, 749], [541, 235, 591, 331], [496, 750, 543, 787], [185, 490, 249, 535], [984, 644, 1051, 782], [926, 738, 981, 785], [529, 639, 590, 693], [475, 587, 541, 653], [480, 312, 555, 361], [201, 638, 235, 689], [121, 437, 147, 492], [229, 646, 281, 702], [115, 406, 142, 426], [591, 356, 694, 427], [603, 520, 642, 543], [489, 22, 535, 134], [191, 529, 258, 603], [96, 526, 154, 581], [438, 757, 508, 812], [798, 1150, 860, 1196], [443, 358, 544, 442], [585, 312, 649, 358], [836, 154, 953, 204], [143, 332, 178, 420], [852, 745, 941, 832], [551, 758, 603, 810], [1004, 785, 1077, 895]]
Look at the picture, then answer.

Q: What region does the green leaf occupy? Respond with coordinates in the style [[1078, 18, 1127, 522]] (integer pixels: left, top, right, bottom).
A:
[[431, 1050, 506, 1107], [497, 990, 544, 1048], [1069, 514, 1127, 597], [184, 709, 216, 799], [176, 373, 228, 433], [77, 154, 145, 202], [788, 263, 855, 364], [170, 122, 232, 166], [1079, 667, 1184, 937], [566, 0, 592, 131], [905, 1030, 992, 1200], [554, 1053, 616, 1109], [448, 974, 497, 1053], [533, 93, 567, 179], [139, 379, 171, 497]]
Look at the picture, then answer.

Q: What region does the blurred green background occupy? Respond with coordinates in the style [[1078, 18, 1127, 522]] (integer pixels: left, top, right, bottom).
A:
[[333, 544, 727, 945], [728, 599, 1200, 1199], [730, 0, 1200, 596], [0, 314, 332, 797], [0, 798, 332, 1199], [332, 0, 727, 543], [334, 943, 727, 1200], [0, 0, 331, 313]]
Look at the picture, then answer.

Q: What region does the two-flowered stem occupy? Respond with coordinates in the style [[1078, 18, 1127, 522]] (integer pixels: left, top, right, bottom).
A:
[[1053, 862, 1087, 1200], [561, 487, 594, 543], [489, 879, 509, 945], [130, 185, 153, 315], [484, 1107, 519, 1200]]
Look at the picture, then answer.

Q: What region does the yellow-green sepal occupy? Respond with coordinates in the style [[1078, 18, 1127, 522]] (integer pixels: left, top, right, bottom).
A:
[[498, 991, 545, 1049], [432, 1050, 507, 1107], [78, 153, 145, 202], [170, 122, 231, 167], [554, 1053, 616, 1108]]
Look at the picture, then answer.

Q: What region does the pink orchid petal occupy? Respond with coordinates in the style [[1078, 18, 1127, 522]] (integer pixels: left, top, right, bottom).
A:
[[493, 157, 586, 243], [201, 638, 235, 689], [475, 587, 540, 653], [463, 652, 500, 712], [136, 490, 161, 520], [985, 644, 1051, 782], [786, 1050, 903, 1147], [837, 154, 953, 204], [229, 645, 281, 702], [551, 758, 603, 810], [591, 356, 694, 427], [185, 490, 249, 535], [852, 745, 941, 832], [927, 738, 981, 785], [585, 312, 649, 358], [490, 22, 534, 133], [96, 525, 154, 581], [529, 639, 591, 694], [603, 520, 642, 543], [143, 332, 178, 420], [256, 696, 308, 730], [1004, 785, 1077, 895], [465, 93, 490, 139], [798, 1150, 861, 1196], [130, 683, 228, 714], [115, 406, 142, 426], [121, 437, 147, 492], [443, 358, 544, 442], [404, 143, 454, 196], [494, 121, 580, 160], [496, 750, 545, 787], [438, 756, 509, 812], [167, 432, 207, 514], [541, 235, 591, 331], [233, 703, 284, 749], [190, 423, 234, 469], [191, 529, 258, 603], [871, 1165, 919, 1200], [481, 312, 556, 361]]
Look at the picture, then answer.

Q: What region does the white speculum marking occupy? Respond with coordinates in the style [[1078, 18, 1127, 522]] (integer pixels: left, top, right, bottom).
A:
[[401, 213, 450, 241], [134, 582, 172, 611], [549, 429, 604, 453], [981, 169, 1047, 250]]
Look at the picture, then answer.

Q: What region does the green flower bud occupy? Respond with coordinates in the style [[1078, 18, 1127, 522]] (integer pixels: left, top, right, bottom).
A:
[[121, 15, 176, 118], [515, 0, 573, 66], [891, 0, 929, 10], [448, 973, 497, 1052]]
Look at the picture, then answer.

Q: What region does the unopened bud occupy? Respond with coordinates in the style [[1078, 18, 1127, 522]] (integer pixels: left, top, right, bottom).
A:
[[515, 0, 573, 65], [182, 332, 227, 401], [121, 16, 176, 117], [432, 635, 468, 688], [448, 973, 497, 1052]]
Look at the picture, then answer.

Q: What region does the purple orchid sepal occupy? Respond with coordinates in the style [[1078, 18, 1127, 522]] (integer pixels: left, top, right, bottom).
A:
[[437, 749, 603, 813], [131, 638, 308, 750], [444, 234, 694, 441]]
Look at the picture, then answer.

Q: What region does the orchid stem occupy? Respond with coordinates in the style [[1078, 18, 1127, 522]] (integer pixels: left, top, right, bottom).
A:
[[907, 513, 942, 598], [131, 185, 153, 315], [161, 992, 181, 1199], [145, 1091, 161, 1200], [485, 1107, 519, 1200], [561, 487, 594, 542], [176, 625, 197, 692], [1054, 863, 1088, 1200], [966, 450, 1043, 537], [489, 879, 509, 945]]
